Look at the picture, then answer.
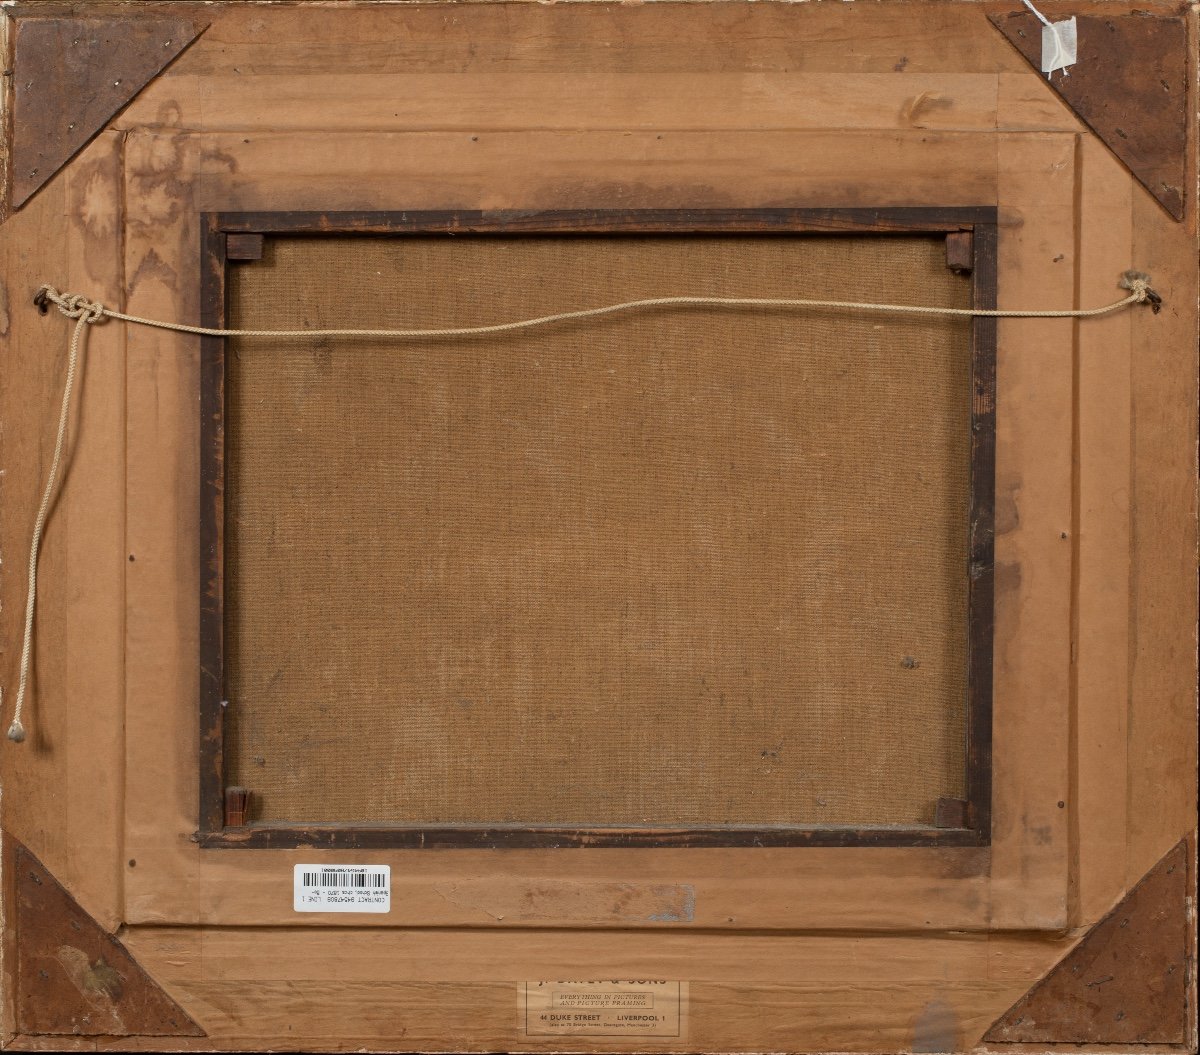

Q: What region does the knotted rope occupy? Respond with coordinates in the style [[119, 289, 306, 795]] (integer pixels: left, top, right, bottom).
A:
[[7, 294, 102, 742], [34, 273, 1158, 340], [6, 271, 1162, 742]]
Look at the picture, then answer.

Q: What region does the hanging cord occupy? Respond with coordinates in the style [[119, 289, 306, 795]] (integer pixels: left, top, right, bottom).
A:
[[34, 273, 1159, 340], [7, 270, 1163, 743], [7, 295, 102, 742]]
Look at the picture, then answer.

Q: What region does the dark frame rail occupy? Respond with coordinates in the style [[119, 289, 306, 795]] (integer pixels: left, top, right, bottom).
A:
[[197, 207, 997, 850]]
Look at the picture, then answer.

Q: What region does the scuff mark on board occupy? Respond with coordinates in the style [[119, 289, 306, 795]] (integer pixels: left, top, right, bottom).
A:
[[994, 560, 1022, 598], [995, 480, 1020, 536], [912, 996, 959, 1053], [56, 946, 124, 1004], [433, 879, 695, 924], [646, 884, 695, 922], [901, 91, 953, 127]]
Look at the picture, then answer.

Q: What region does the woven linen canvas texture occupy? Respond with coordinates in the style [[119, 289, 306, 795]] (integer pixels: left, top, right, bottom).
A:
[[225, 234, 972, 826]]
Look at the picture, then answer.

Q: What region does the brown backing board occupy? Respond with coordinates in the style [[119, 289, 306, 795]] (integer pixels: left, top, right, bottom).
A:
[[197, 208, 996, 850], [2, 2, 1194, 1048]]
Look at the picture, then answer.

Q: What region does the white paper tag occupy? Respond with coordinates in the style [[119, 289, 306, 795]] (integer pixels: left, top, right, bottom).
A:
[[1041, 18, 1077, 75], [293, 864, 391, 913]]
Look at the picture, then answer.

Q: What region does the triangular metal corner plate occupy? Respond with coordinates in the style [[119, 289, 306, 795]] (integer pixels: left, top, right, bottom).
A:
[[9, 838, 205, 1037], [984, 839, 1190, 1044], [989, 10, 1188, 221], [10, 15, 205, 209]]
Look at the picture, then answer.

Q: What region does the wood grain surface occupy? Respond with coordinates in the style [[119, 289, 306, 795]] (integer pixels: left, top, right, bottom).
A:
[[0, 2, 1194, 1051]]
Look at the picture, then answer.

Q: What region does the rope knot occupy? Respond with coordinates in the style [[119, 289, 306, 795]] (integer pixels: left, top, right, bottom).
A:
[[1120, 270, 1162, 314], [62, 293, 106, 323], [35, 285, 106, 324]]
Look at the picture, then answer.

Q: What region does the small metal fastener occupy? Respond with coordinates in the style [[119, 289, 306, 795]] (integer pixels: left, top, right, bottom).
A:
[[32, 288, 50, 315], [1121, 270, 1163, 314]]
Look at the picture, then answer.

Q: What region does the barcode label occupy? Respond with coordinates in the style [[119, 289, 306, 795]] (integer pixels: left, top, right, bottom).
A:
[[299, 870, 387, 889], [293, 864, 390, 913]]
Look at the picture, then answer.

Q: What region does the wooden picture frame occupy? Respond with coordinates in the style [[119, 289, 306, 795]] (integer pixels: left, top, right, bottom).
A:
[[196, 206, 998, 851], [0, 2, 1193, 1051]]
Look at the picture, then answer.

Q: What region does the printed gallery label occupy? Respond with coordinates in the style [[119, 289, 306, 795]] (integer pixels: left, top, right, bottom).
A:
[[293, 864, 390, 912], [521, 980, 686, 1037]]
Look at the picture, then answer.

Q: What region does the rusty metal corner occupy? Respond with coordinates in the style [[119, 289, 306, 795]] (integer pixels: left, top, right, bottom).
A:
[[8, 13, 206, 212], [983, 839, 1191, 1045], [988, 8, 1189, 221], [6, 836, 205, 1038]]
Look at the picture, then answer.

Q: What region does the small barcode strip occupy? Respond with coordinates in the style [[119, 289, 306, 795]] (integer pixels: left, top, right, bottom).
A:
[[301, 871, 387, 889]]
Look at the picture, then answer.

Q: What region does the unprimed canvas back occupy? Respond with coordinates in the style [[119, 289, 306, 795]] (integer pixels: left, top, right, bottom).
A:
[[224, 234, 972, 827]]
